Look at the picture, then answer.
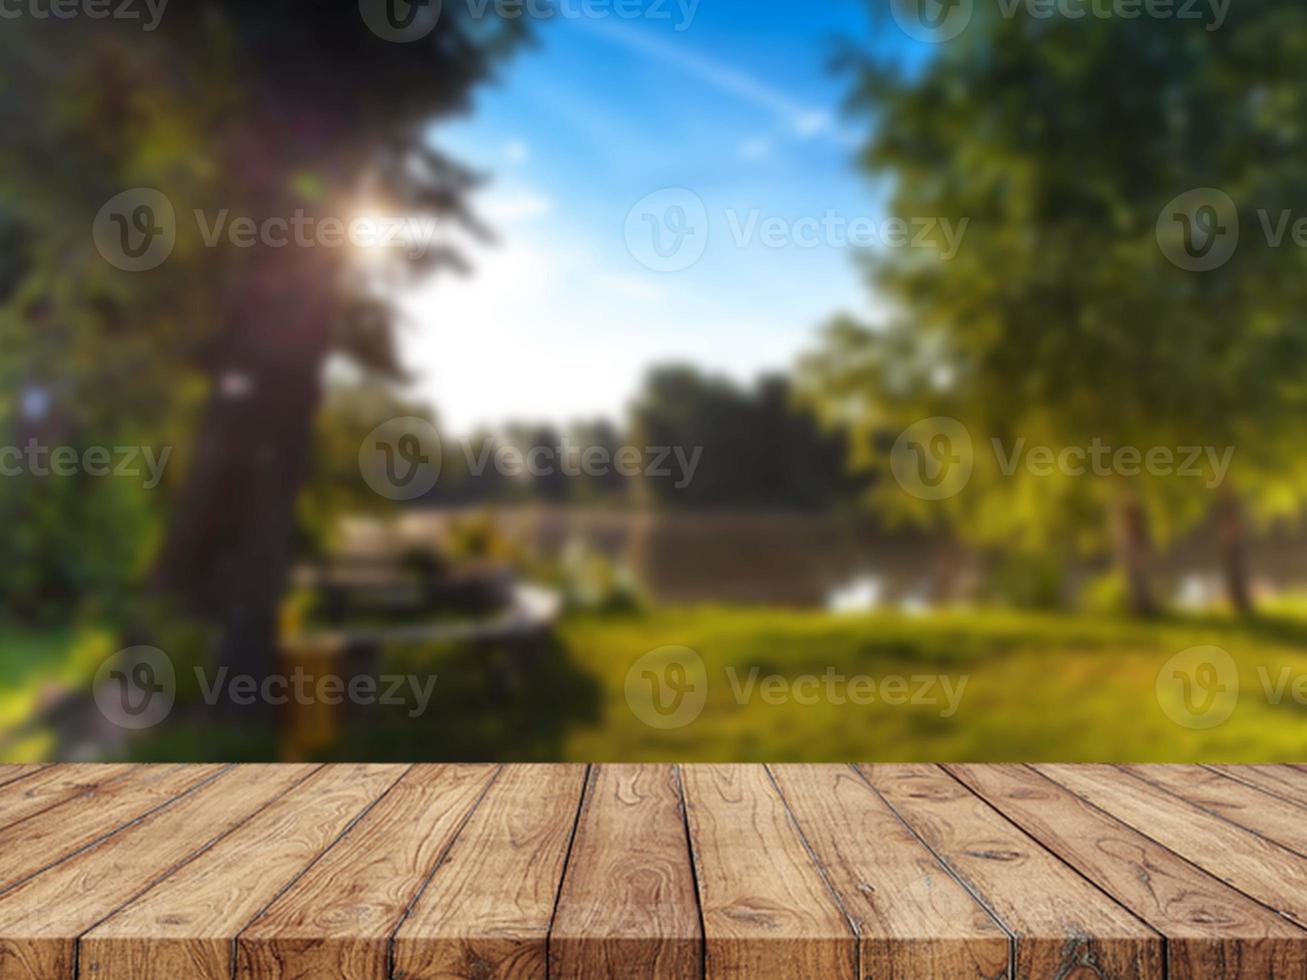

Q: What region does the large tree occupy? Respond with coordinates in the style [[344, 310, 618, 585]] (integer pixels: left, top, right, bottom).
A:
[[631, 365, 856, 511], [1, 4, 524, 673], [804, 1, 1307, 615]]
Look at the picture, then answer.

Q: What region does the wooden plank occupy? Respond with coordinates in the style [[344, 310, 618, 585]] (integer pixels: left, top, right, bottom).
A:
[[0, 763, 133, 832], [0, 764, 223, 895], [861, 764, 1161, 978], [549, 764, 701, 979], [1128, 765, 1307, 855], [0, 766, 43, 791], [950, 763, 1307, 979], [0, 764, 311, 979], [393, 763, 588, 979], [80, 764, 405, 980], [1210, 765, 1307, 810], [238, 763, 497, 980], [680, 764, 856, 980], [770, 764, 1009, 980], [1038, 764, 1307, 928]]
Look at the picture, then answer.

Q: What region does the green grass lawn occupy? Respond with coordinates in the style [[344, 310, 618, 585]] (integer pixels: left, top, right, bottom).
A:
[[0, 625, 113, 760], [554, 605, 1307, 762], [28, 603, 1307, 764]]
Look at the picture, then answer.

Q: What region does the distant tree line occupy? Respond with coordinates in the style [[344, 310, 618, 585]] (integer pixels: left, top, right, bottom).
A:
[[312, 365, 860, 516]]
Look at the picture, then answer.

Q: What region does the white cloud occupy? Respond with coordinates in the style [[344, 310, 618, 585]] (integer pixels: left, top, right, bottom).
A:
[[593, 273, 665, 302], [503, 139, 530, 165], [794, 111, 834, 138], [479, 187, 554, 224], [583, 20, 854, 145]]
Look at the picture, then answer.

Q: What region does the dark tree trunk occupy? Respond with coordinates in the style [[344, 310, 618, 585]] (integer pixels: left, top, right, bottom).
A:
[[1217, 489, 1254, 616], [152, 243, 341, 684], [1113, 494, 1157, 617], [148, 102, 358, 698]]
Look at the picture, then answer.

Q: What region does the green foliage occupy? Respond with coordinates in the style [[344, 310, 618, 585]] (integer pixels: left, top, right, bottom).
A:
[[632, 365, 856, 509], [0, 5, 525, 626], [298, 381, 434, 555], [804, 3, 1307, 563], [442, 509, 518, 564]]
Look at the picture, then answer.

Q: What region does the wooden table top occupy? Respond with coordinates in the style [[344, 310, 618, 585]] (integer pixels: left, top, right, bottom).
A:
[[0, 763, 1303, 978]]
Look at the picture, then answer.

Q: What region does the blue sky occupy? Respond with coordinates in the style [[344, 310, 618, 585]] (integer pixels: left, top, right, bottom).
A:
[[401, 0, 912, 434]]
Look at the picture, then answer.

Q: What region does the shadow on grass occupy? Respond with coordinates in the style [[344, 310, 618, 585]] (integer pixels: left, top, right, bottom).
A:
[[1173, 611, 1307, 650], [331, 635, 603, 762], [126, 632, 603, 762]]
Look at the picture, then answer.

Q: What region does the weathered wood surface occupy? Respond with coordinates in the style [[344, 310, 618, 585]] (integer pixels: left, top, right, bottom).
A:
[[0, 764, 1303, 978]]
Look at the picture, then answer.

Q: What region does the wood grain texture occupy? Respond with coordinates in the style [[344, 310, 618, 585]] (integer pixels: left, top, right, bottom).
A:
[[770, 764, 1009, 980], [0, 764, 1296, 979], [681, 764, 856, 980], [1210, 764, 1307, 809], [0, 764, 223, 894], [862, 764, 1162, 979], [0, 763, 133, 832], [950, 763, 1307, 979], [0, 764, 310, 980], [549, 764, 701, 979], [1039, 764, 1307, 928], [393, 763, 588, 980], [0, 766, 43, 791], [1127, 764, 1307, 855], [80, 764, 404, 980], [238, 763, 496, 980]]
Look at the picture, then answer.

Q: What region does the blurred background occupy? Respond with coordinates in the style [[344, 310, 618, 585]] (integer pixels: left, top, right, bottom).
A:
[[3, 0, 1307, 763]]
